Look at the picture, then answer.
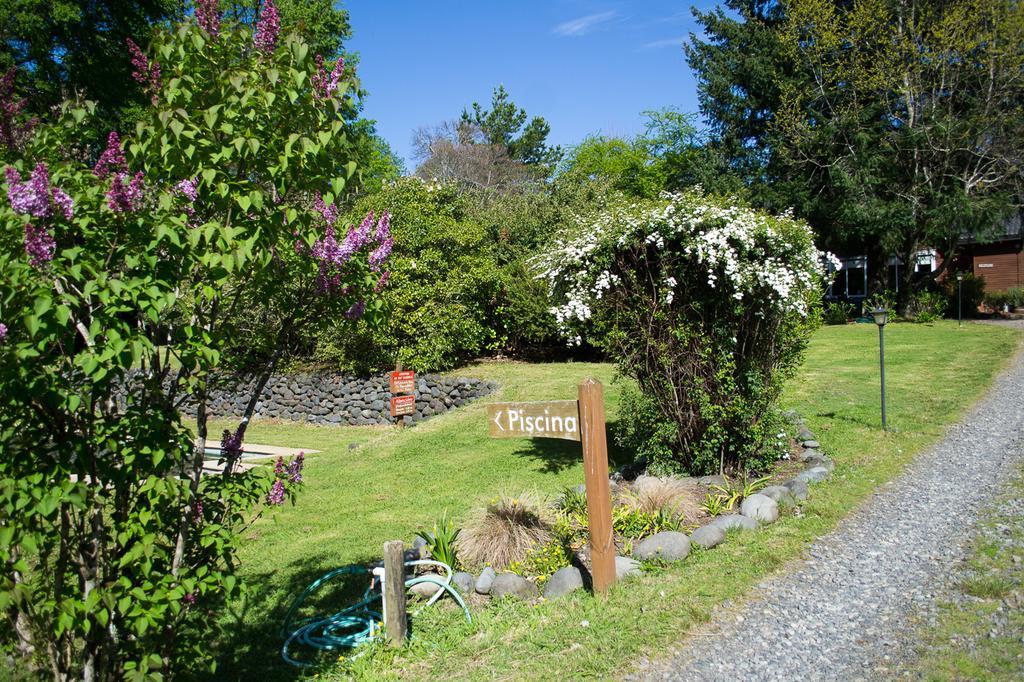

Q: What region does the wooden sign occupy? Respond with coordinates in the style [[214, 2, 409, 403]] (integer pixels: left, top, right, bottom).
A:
[[390, 394, 415, 417], [487, 401, 581, 441], [390, 370, 415, 395], [486, 381, 615, 594]]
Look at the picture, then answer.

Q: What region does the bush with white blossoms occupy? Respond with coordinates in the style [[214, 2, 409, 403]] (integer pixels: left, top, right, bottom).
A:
[[538, 188, 833, 474]]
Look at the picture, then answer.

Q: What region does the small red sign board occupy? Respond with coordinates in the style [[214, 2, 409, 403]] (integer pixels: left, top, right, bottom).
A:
[[390, 394, 416, 417], [390, 370, 415, 395]]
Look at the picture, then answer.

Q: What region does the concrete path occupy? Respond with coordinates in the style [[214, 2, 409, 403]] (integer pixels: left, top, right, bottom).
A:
[[634, 344, 1024, 681]]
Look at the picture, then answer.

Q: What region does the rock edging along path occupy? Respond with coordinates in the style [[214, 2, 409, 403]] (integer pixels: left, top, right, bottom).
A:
[[633, 346, 1024, 682]]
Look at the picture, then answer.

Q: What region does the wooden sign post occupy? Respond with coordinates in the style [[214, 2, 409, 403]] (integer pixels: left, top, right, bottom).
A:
[[485, 378, 616, 593], [389, 363, 416, 425]]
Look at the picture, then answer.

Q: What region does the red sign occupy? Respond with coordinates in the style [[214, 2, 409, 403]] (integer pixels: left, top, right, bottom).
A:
[[390, 394, 416, 417], [390, 370, 415, 395]]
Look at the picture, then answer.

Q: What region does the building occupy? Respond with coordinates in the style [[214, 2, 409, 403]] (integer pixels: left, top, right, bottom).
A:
[[952, 211, 1023, 292]]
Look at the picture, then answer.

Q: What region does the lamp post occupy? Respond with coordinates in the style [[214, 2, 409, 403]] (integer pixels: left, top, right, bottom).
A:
[[871, 308, 889, 430], [957, 274, 964, 327]]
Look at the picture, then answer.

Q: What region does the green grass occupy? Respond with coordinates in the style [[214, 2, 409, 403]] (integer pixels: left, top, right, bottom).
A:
[[911, 461, 1024, 680], [205, 321, 1020, 680]]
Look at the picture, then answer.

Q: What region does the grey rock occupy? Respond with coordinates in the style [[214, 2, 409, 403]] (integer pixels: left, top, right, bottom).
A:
[[698, 474, 728, 487], [409, 578, 441, 598], [475, 567, 496, 595], [785, 478, 809, 501], [710, 514, 759, 532], [798, 447, 821, 462], [741, 493, 780, 524], [490, 573, 538, 600], [803, 452, 835, 471], [798, 426, 815, 441], [543, 566, 584, 599], [802, 440, 821, 449], [797, 466, 831, 484], [633, 531, 691, 561], [452, 571, 474, 595], [760, 485, 797, 506], [689, 524, 727, 549], [615, 555, 643, 579]]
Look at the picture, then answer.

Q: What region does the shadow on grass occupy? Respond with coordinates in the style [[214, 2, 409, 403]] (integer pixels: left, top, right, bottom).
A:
[[206, 551, 381, 681], [507, 418, 633, 475]]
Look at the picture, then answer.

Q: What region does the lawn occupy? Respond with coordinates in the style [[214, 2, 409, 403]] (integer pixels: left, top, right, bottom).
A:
[[206, 321, 1020, 680]]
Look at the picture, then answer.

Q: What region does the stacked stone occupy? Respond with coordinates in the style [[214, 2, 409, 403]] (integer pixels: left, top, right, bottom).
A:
[[176, 373, 497, 426]]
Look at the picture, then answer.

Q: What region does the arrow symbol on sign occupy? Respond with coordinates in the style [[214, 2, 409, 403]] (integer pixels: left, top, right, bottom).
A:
[[492, 410, 505, 431]]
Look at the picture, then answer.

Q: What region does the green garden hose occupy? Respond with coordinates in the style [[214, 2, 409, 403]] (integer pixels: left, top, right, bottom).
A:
[[280, 559, 472, 667]]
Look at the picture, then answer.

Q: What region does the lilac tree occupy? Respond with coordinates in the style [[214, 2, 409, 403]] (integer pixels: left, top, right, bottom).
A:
[[0, 1, 389, 678]]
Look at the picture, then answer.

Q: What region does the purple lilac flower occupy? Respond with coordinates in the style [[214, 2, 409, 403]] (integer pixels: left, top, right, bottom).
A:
[[311, 55, 345, 99], [52, 187, 74, 221], [23, 223, 55, 267], [195, 0, 221, 37], [374, 270, 390, 293], [312, 194, 338, 227], [125, 39, 161, 98], [253, 0, 280, 53], [6, 164, 52, 218], [0, 69, 36, 151], [94, 132, 127, 179], [221, 427, 244, 460], [193, 499, 204, 520], [0, 323, 7, 341], [106, 171, 146, 213], [266, 478, 286, 505], [345, 300, 366, 319], [183, 592, 196, 605], [286, 452, 304, 484], [175, 177, 199, 202], [274, 456, 285, 475]]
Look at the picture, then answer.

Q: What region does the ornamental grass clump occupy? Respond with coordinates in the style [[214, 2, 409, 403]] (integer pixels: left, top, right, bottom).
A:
[[459, 492, 552, 570], [618, 476, 703, 526], [539, 189, 832, 475]]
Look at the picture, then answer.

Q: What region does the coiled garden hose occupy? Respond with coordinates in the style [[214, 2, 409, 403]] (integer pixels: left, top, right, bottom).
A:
[[280, 559, 472, 667]]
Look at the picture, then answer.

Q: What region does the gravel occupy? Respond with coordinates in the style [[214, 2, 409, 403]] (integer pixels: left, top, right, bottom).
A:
[[632, 346, 1024, 681]]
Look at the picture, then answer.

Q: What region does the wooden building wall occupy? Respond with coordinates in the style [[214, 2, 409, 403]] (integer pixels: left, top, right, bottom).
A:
[[972, 243, 1024, 292]]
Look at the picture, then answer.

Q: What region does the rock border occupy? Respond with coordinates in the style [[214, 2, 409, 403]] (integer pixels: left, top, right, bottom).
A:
[[407, 412, 835, 603]]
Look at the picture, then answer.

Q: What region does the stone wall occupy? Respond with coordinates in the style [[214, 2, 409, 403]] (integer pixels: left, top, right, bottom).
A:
[[183, 373, 497, 426]]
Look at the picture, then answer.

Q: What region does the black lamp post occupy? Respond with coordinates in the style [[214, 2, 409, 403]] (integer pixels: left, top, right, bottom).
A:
[[871, 308, 889, 430], [957, 274, 964, 327]]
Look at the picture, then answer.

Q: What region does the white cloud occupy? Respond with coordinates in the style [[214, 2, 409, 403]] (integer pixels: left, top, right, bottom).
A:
[[640, 36, 686, 50], [553, 11, 617, 37]]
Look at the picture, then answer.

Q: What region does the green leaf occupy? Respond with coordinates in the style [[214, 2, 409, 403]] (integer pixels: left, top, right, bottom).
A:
[[202, 168, 217, 185], [235, 196, 251, 212], [169, 119, 185, 139]]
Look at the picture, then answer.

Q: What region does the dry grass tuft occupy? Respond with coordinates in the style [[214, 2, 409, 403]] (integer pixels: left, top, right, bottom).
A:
[[459, 491, 553, 570], [617, 475, 704, 525]]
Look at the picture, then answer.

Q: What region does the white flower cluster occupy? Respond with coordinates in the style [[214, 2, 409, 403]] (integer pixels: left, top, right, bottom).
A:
[[536, 190, 833, 340]]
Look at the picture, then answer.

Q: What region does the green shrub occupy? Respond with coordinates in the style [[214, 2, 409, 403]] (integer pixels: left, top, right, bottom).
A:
[[308, 178, 561, 372], [822, 301, 854, 325], [539, 189, 826, 475], [944, 272, 985, 318], [614, 386, 678, 473], [507, 538, 573, 586], [907, 290, 947, 322], [611, 505, 682, 538]]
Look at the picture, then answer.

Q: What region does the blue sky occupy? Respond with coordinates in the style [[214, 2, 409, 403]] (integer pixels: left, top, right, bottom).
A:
[[344, 1, 718, 170]]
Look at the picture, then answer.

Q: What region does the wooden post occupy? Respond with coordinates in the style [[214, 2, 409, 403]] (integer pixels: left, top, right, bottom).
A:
[[382, 540, 407, 646], [395, 362, 404, 429], [578, 378, 615, 593]]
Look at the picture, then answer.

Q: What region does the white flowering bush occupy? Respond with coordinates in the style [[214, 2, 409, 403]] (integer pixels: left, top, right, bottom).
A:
[[538, 188, 833, 474]]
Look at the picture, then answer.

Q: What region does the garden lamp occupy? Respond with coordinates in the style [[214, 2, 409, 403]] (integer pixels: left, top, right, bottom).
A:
[[957, 274, 964, 327], [871, 308, 888, 430]]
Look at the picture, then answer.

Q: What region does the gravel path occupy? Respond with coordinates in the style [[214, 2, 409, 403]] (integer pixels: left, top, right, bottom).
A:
[[634, 343, 1024, 681]]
